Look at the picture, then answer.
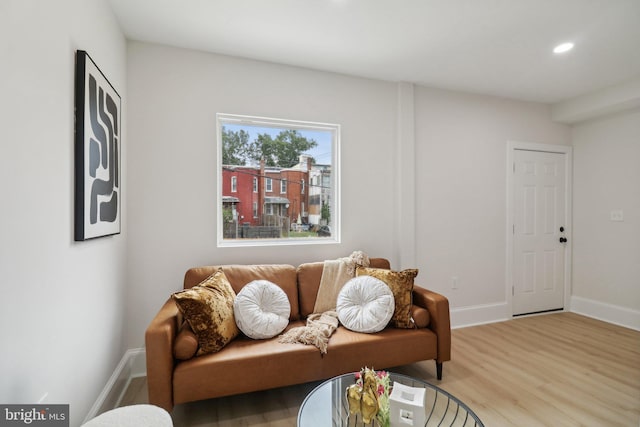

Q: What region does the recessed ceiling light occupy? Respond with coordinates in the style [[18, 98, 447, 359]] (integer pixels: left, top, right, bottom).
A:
[[553, 42, 574, 54]]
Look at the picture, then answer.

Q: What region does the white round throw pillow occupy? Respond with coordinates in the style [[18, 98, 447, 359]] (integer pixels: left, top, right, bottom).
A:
[[234, 280, 291, 339], [336, 276, 395, 333]]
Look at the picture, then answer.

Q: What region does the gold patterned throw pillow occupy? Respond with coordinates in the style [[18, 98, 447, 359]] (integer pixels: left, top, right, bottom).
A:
[[356, 267, 418, 329], [172, 268, 239, 355]]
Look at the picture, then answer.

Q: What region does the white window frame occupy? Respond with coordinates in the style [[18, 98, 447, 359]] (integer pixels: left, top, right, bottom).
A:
[[253, 177, 258, 193], [265, 177, 273, 193], [231, 176, 237, 193], [280, 179, 287, 194], [216, 113, 341, 247]]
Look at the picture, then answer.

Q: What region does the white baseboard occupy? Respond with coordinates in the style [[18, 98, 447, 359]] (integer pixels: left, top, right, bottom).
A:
[[450, 302, 510, 329], [83, 348, 147, 424], [450, 297, 640, 331], [569, 296, 640, 331]]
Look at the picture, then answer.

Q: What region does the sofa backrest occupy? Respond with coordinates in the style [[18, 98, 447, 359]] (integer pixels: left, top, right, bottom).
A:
[[183, 264, 300, 321], [297, 257, 391, 317]]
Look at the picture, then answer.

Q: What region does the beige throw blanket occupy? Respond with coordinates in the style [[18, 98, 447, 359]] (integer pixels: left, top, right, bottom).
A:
[[278, 311, 339, 354], [313, 251, 370, 314]]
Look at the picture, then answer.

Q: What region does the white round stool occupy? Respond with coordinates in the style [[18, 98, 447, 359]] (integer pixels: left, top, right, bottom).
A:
[[81, 404, 173, 427]]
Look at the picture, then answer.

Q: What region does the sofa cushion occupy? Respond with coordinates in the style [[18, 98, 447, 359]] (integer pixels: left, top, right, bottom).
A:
[[234, 280, 291, 339], [319, 326, 438, 378], [184, 264, 300, 321], [174, 321, 198, 360], [336, 276, 395, 333], [173, 268, 239, 355], [356, 267, 418, 329], [411, 304, 430, 328], [173, 320, 326, 404], [298, 258, 391, 318]]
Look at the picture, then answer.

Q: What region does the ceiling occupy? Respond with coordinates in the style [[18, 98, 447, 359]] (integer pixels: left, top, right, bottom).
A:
[[108, 0, 640, 104]]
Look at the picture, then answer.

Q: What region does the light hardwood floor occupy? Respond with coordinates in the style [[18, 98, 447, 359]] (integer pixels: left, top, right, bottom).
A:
[[120, 313, 640, 426]]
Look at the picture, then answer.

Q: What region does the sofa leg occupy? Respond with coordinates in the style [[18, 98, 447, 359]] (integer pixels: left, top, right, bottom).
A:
[[436, 361, 443, 380]]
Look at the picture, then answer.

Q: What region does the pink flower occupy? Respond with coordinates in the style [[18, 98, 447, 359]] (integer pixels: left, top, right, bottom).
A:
[[377, 384, 385, 396]]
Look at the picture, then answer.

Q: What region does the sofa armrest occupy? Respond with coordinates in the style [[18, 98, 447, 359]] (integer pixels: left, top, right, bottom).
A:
[[412, 286, 451, 363], [145, 298, 180, 412]]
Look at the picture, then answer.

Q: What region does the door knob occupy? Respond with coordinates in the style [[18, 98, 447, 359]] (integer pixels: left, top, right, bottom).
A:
[[559, 237, 567, 243]]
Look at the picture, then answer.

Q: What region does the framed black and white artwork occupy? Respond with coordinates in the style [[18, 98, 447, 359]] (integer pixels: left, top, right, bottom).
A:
[[74, 50, 121, 241]]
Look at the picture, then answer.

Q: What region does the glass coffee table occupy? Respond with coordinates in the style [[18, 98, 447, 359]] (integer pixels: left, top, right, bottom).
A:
[[298, 372, 484, 426]]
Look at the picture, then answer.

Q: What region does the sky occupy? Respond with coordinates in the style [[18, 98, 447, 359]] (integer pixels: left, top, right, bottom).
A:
[[223, 123, 333, 165]]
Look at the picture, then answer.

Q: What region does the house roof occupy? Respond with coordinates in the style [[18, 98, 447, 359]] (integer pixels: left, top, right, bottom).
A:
[[264, 197, 290, 205]]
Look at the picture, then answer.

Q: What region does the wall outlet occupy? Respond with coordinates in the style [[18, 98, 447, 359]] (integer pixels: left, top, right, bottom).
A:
[[610, 210, 624, 222], [451, 276, 459, 290]]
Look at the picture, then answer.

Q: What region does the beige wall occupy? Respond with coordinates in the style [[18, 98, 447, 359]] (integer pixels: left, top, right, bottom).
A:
[[0, 0, 127, 425], [572, 108, 640, 312], [413, 86, 571, 314], [125, 43, 573, 343], [125, 42, 399, 348]]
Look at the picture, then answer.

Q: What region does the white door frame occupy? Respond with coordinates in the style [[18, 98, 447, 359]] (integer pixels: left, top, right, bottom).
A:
[[506, 141, 573, 316]]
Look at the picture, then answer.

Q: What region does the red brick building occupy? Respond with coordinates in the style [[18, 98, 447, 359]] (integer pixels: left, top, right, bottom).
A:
[[222, 156, 312, 227], [222, 165, 260, 225]]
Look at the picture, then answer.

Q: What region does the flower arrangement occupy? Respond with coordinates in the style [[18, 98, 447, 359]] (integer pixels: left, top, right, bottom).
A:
[[350, 367, 391, 426]]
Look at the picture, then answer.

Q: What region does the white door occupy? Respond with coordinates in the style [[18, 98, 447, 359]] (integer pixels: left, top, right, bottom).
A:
[[513, 149, 567, 315]]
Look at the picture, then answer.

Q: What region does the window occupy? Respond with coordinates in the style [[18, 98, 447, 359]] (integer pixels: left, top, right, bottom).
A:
[[217, 113, 340, 246]]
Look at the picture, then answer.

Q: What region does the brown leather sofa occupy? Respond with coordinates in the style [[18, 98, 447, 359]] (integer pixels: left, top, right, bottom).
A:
[[145, 258, 451, 411]]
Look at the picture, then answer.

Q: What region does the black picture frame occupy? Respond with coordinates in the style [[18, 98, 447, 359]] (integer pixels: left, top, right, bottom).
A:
[[74, 50, 121, 241]]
